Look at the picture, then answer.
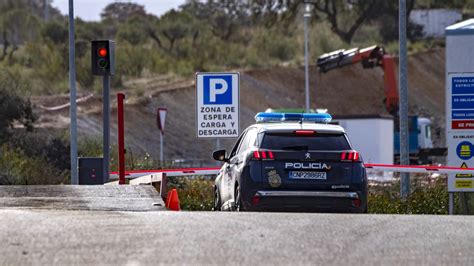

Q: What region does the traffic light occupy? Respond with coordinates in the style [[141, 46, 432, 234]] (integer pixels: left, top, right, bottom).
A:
[[91, 40, 115, 76]]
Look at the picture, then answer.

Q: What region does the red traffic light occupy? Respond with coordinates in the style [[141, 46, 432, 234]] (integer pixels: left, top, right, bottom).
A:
[[98, 47, 107, 57]]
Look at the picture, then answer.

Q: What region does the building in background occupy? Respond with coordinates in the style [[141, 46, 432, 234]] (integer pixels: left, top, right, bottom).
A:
[[410, 9, 462, 38]]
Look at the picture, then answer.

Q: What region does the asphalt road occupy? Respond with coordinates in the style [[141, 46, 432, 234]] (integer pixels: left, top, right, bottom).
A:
[[1, 210, 473, 265]]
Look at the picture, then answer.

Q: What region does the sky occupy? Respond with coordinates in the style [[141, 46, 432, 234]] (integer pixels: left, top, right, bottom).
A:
[[51, 0, 186, 21]]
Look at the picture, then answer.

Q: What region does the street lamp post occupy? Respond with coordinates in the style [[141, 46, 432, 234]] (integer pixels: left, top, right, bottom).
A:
[[68, 0, 78, 185], [304, 4, 311, 112], [399, 0, 410, 198]]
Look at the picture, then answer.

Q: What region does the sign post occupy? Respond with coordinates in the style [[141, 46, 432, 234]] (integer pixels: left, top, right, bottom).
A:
[[196, 73, 240, 140], [157, 108, 167, 163]]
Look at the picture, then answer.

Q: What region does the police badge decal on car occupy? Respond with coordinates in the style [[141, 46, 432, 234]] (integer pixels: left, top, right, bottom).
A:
[[268, 170, 282, 188]]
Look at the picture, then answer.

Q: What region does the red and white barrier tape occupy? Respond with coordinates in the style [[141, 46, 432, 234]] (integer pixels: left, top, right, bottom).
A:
[[110, 164, 474, 180], [364, 164, 474, 174], [109, 167, 220, 180]]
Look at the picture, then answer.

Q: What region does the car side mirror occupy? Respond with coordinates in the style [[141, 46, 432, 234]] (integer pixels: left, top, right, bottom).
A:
[[213, 149, 228, 162]]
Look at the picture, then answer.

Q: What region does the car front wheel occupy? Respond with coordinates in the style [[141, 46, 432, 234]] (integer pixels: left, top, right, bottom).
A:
[[213, 188, 221, 211]]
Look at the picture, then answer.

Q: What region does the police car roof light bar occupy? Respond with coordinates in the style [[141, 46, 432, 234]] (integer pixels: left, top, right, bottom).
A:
[[255, 112, 332, 124]]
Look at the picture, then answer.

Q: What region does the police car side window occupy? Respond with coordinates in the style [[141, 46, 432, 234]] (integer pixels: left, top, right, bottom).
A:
[[230, 131, 247, 158], [246, 129, 257, 149], [236, 130, 252, 155]]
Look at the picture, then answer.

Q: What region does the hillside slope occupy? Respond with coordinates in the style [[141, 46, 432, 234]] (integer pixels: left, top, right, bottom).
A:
[[33, 48, 446, 166]]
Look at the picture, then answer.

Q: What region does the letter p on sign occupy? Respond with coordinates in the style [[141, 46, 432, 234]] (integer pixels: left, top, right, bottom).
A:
[[209, 79, 228, 102], [203, 75, 233, 104]]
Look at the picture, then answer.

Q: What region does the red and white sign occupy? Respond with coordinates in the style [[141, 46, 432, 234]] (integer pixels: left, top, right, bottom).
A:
[[452, 120, 474, 129], [157, 108, 167, 134]]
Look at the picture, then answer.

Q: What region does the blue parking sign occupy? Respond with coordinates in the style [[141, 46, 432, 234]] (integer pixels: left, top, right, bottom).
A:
[[203, 75, 233, 105], [196, 72, 240, 138]]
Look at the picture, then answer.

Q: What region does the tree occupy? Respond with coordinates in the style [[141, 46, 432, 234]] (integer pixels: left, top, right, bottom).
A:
[[0, 8, 41, 61], [159, 10, 193, 52], [101, 2, 147, 23], [41, 20, 68, 45], [181, 1, 251, 41], [312, 0, 417, 43], [117, 17, 149, 45], [248, 0, 300, 29], [311, 0, 380, 43], [373, 0, 421, 42], [0, 77, 36, 143]]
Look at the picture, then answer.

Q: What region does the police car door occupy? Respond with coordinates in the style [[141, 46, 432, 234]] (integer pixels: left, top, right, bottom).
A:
[[222, 131, 248, 205], [228, 130, 254, 202]]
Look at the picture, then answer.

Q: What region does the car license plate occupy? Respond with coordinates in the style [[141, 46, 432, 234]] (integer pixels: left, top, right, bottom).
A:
[[289, 171, 327, 180]]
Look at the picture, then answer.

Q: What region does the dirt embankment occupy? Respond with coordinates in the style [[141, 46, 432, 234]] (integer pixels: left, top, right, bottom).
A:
[[32, 48, 446, 165]]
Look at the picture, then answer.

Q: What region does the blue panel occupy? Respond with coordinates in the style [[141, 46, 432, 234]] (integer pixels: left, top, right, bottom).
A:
[[456, 141, 474, 160], [452, 77, 474, 94], [452, 96, 474, 109], [203, 75, 233, 105], [452, 110, 474, 119]]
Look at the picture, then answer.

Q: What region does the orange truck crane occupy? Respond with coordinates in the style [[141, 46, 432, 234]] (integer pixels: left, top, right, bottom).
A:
[[316, 45, 446, 164], [317, 45, 399, 116]]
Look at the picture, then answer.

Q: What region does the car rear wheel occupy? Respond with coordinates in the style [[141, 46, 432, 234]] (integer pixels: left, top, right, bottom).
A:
[[213, 188, 221, 211], [234, 185, 242, 212]]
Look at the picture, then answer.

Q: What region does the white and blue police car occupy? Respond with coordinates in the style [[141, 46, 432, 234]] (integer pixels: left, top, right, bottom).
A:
[[212, 112, 368, 212]]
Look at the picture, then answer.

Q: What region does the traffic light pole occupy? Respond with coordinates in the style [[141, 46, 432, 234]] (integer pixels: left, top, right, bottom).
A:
[[103, 75, 110, 183]]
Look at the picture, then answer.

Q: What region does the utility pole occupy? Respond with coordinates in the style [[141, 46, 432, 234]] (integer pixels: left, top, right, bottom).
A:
[[68, 0, 78, 185], [304, 3, 311, 112], [399, 0, 410, 198]]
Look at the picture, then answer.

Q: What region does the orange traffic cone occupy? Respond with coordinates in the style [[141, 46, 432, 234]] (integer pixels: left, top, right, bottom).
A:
[[165, 188, 181, 211]]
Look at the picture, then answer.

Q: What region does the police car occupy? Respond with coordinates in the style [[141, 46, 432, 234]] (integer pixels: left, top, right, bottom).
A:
[[212, 112, 368, 212]]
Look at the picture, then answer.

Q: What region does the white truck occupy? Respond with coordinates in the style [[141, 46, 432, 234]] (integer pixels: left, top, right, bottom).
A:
[[333, 115, 435, 165]]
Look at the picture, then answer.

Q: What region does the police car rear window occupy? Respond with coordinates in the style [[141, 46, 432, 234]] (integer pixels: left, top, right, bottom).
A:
[[260, 133, 351, 151]]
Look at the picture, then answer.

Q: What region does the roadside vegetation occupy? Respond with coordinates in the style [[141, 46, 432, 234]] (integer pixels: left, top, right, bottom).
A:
[[1, 0, 471, 97]]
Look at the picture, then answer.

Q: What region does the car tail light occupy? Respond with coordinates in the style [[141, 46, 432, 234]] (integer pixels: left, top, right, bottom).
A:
[[253, 151, 261, 160], [352, 198, 361, 207], [252, 195, 260, 205], [341, 151, 360, 162], [268, 151, 274, 159], [252, 150, 275, 160], [294, 130, 315, 135]]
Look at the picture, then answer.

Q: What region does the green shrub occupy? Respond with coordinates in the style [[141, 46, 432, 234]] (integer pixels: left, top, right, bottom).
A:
[[0, 144, 68, 185], [368, 177, 450, 215], [167, 176, 214, 211]]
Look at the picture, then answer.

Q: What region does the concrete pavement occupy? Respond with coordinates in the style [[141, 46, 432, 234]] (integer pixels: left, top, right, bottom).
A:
[[0, 210, 473, 265], [0, 185, 165, 211]]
